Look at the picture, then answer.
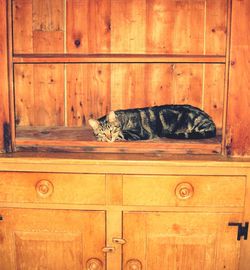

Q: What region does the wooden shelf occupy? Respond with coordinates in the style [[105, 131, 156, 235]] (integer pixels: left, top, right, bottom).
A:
[[15, 126, 222, 155], [13, 54, 225, 64]]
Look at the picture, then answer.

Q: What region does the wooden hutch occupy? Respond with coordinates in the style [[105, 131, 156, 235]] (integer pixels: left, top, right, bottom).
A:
[[0, 0, 250, 269]]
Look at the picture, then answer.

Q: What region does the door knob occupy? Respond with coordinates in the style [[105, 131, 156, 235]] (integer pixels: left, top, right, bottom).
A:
[[126, 259, 142, 270], [86, 258, 103, 270]]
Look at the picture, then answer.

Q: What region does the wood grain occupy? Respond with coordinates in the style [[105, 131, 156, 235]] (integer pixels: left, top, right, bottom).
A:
[[13, 54, 226, 63], [14, 64, 65, 126], [15, 126, 222, 155], [206, 0, 227, 55], [146, 0, 204, 54], [111, 63, 224, 129], [13, 0, 33, 53], [111, 0, 146, 53], [12, 0, 227, 55], [0, 172, 106, 205], [123, 212, 241, 270], [227, 0, 250, 156], [66, 0, 111, 53], [0, 0, 10, 152], [204, 64, 225, 129], [66, 64, 111, 126], [0, 208, 105, 270], [13, 0, 64, 53], [123, 175, 245, 207]]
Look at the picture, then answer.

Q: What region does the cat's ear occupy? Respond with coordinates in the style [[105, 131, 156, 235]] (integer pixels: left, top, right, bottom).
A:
[[88, 119, 100, 130], [107, 111, 116, 123]]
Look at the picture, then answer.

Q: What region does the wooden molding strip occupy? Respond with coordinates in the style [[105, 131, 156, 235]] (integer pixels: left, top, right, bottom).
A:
[[13, 54, 226, 64]]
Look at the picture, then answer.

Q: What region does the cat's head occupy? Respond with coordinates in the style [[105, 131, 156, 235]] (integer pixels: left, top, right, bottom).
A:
[[88, 111, 123, 142]]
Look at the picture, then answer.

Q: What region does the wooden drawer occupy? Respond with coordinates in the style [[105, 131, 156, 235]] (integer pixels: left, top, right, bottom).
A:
[[123, 175, 246, 207], [0, 172, 106, 205]]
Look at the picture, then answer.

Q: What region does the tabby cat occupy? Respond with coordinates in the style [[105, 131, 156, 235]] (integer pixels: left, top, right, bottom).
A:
[[88, 104, 216, 142]]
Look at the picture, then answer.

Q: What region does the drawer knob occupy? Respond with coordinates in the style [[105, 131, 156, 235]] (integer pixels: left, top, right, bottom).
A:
[[126, 259, 142, 270], [86, 258, 103, 270], [175, 182, 194, 200], [36, 180, 54, 198]]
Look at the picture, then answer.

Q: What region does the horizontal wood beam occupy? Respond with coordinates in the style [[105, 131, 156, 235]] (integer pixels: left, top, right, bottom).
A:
[[13, 54, 226, 64]]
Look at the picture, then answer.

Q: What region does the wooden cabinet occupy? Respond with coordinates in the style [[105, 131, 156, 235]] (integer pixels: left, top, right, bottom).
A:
[[123, 212, 242, 269], [0, 208, 106, 270], [0, 157, 249, 269], [0, 0, 250, 155], [0, 0, 236, 155], [0, 0, 250, 268]]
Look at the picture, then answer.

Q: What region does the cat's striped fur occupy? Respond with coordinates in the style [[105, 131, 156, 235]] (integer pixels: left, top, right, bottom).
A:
[[89, 104, 216, 142]]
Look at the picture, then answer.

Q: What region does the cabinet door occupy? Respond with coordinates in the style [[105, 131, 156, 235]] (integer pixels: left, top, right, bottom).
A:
[[123, 212, 241, 270], [0, 208, 105, 270]]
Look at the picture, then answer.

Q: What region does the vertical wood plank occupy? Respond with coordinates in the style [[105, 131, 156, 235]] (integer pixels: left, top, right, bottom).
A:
[[14, 64, 65, 126], [111, 64, 146, 110], [240, 172, 250, 270], [33, 31, 64, 53], [32, 0, 64, 32], [111, 0, 146, 53], [67, 64, 111, 127], [0, 0, 10, 152], [144, 64, 174, 105], [13, 0, 33, 53], [66, 0, 89, 53], [173, 64, 203, 107], [206, 0, 227, 55], [14, 64, 35, 126], [106, 175, 123, 205], [146, 0, 205, 54], [227, 0, 250, 156], [204, 64, 225, 129], [111, 64, 219, 112], [32, 0, 64, 53], [33, 64, 65, 126], [106, 210, 122, 270], [66, 0, 111, 53]]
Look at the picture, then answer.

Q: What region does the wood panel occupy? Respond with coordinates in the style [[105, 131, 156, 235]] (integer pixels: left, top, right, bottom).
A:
[[111, 0, 146, 53], [146, 0, 204, 54], [111, 0, 227, 55], [0, 208, 105, 270], [13, 0, 64, 53], [66, 0, 111, 53], [123, 212, 241, 270], [14, 63, 225, 129], [123, 175, 245, 207], [13, 0, 33, 53], [0, 0, 10, 152], [111, 63, 224, 129], [12, 0, 228, 55], [0, 172, 106, 205], [205, 0, 227, 55], [204, 64, 225, 129], [67, 64, 111, 126], [227, 0, 250, 156], [14, 64, 65, 126]]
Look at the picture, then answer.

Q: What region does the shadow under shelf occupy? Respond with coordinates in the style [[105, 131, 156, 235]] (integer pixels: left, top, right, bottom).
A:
[[15, 126, 222, 155]]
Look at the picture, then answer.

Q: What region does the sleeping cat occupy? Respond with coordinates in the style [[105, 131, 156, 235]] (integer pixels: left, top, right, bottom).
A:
[[88, 104, 216, 142]]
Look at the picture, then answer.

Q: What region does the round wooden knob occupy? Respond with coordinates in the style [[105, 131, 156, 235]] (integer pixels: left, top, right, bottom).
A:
[[126, 259, 142, 270], [86, 258, 103, 270], [175, 182, 194, 200], [36, 180, 54, 198]]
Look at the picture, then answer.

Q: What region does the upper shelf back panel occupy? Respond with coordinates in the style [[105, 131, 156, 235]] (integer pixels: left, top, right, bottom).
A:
[[12, 0, 228, 55]]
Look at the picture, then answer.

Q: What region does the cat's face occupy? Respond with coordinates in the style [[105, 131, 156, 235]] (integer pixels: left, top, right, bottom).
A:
[[89, 111, 124, 142]]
